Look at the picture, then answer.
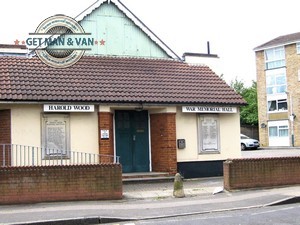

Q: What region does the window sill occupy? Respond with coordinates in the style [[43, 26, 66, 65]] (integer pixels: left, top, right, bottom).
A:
[[268, 110, 288, 113]]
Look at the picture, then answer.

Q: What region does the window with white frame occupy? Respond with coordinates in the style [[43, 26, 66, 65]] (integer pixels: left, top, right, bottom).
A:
[[268, 99, 288, 112], [42, 114, 70, 158], [297, 43, 300, 54], [265, 47, 285, 70], [269, 125, 288, 137], [266, 69, 287, 95], [198, 114, 220, 153]]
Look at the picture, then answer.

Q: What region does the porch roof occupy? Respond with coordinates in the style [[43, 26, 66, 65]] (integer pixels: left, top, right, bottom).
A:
[[0, 55, 246, 105]]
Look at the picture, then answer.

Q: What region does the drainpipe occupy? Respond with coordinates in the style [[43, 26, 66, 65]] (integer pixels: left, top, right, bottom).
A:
[[287, 91, 295, 147]]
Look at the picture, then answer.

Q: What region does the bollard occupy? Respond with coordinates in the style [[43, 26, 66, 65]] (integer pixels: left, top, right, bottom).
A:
[[173, 173, 185, 198]]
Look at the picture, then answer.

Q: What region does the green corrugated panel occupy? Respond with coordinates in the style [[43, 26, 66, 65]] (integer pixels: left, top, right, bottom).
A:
[[80, 2, 169, 58]]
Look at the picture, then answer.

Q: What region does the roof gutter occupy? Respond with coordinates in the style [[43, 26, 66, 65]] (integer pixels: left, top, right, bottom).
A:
[[254, 39, 300, 52]]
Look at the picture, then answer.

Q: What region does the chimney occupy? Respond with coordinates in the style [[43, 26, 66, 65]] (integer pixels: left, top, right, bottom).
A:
[[182, 42, 222, 76]]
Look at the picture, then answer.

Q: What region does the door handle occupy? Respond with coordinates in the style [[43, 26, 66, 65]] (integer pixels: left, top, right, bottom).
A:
[[133, 135, 136, 141]]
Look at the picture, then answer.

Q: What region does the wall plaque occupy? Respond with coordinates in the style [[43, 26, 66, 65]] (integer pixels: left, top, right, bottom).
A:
[[42, 115, 70, 156], [201, 117, 218, 150]]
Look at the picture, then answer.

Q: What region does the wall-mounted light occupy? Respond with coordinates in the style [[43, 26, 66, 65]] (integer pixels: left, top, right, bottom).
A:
[[290, 113, 296, 121], [261, 123, 267, 128]]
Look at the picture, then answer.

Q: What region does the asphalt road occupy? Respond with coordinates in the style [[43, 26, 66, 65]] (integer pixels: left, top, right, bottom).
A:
[[110, 203, 300, 225]]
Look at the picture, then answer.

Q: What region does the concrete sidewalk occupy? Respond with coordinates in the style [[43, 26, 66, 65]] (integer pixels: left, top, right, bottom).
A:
[[123, 177, 223, 199], [0, 177, 300, 224]]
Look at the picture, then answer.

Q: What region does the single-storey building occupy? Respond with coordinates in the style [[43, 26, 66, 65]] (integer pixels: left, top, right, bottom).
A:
[[0, 0, 245, 178], [0, 55, 245, 177]]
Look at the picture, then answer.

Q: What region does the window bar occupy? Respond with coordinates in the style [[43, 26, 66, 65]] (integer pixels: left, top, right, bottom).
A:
[[22, 145, 24, 166], [56, 149, 58, 166], [15, 144, 18, 166], [2, 144, 5, 167], [32, 147, 34, 166], [23, 145, 25, 166], [11, 144, 14, 167], [37, 146, 40, 166], [41, 147, 44, 166], [60, 149, 63, 165], [27, 145, 30, 166], [19, 145, 22, 166]]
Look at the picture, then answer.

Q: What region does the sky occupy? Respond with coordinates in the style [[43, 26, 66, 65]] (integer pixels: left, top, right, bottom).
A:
[[1, 0, 300, 86]]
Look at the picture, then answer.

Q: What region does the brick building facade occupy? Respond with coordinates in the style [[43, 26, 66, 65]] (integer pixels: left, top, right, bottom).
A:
[[255, 32, 300, 147]]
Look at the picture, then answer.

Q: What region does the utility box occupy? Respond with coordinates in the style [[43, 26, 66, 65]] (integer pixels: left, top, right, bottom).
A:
[[177, 139, 186, 149]]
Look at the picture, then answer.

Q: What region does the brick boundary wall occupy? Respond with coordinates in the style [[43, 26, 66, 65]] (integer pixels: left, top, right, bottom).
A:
[[0, 164, 122, 204], [224, 157, 300, 190]]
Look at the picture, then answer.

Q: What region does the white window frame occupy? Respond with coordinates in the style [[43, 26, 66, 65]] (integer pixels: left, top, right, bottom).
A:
[[268, 123, 289, 137], [197, 114, 220, 154], [296, 42, 300, 54], [42, 114, 70, 159], [266, 68, 287, 95], [264, 47, 285, 70], [267, 99, 288, 112]]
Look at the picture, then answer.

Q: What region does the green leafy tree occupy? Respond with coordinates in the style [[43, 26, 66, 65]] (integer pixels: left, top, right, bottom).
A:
[[230, 78, 258, 125]]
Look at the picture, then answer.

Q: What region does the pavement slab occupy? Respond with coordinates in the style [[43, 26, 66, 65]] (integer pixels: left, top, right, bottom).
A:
[[0, 177, 299, 224]]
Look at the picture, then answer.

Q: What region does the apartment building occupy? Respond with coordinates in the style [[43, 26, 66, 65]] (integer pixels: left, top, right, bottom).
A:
[[254, 32, 300, 147]]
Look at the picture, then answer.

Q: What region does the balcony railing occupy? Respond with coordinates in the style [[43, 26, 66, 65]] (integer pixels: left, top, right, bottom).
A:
[[0, 144, 119, 167]]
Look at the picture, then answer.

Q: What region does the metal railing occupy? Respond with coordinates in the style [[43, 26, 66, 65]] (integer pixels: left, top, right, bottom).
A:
[[0, 144, 119, 167]]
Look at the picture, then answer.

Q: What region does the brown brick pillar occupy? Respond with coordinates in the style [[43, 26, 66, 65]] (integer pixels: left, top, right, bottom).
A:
[[98, 112, 114, 163], [150, 113, 177, 175], [0, 109, 11, 166]]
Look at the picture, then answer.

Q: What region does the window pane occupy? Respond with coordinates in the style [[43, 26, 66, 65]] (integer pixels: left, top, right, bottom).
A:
[[266, 70, 287, 95], [265, 49, 273, 61], [279, 128, 288, 137], [278, 100, 287, 110], [265, 47, 285, 69], [276, 75, 286, 85], [268, 100, 276, 111], [266, 75, 275, 85], [266, 87, 274, 94], [269, 127, 278, 137], [276, 85, 286, 93]]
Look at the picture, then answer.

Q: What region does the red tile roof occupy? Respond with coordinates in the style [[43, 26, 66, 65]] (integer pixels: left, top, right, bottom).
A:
[[0, 56, 246, 105]]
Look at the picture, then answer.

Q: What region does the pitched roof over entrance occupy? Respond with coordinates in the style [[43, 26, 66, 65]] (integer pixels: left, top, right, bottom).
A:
[[0, 56, 245, 105]]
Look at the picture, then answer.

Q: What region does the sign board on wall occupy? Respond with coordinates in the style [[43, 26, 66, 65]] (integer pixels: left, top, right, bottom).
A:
[[101, 130, 109, 139], [44, 104, 94, 112], [182, 106, 237, 113]]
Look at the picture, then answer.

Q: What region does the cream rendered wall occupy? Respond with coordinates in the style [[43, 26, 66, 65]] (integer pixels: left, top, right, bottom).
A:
[[70, 112, 98, 154], [7, 104, 98, 154], [10, 104, 42, 147], [176, 107, 241, 162]]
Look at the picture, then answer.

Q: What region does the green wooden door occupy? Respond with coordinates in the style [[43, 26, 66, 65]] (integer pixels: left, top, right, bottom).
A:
[[115, 110, 150, 173]]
